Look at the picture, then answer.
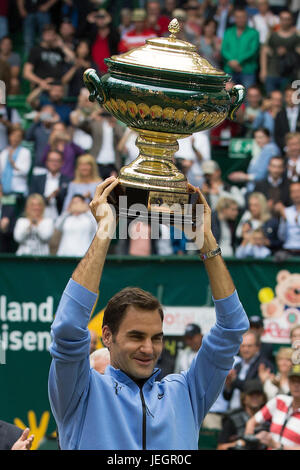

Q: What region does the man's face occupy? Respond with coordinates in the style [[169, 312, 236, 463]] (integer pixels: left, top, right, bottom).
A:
[[286, 137, 300, 158], [46, 151, 63, 173], [0, 37, 12, 54], [147, 1, 160, 16], [240, 334, 259, 361], [290, 183, 300, 206], [184, 333, 202, 352], [234, 11, 247, 29], [268, 158, 284, 179], [43, 29, 57, 46], [257, 0, 269, 14], [103, 306, 164, 380], [270, 91, 282, 108], [289, 376, 300, 400], [280, 12, 293, 30], [244, 392, 265, 413], [284, 89, 295, 108], [247, 89, 262, 108], [49, 85, 64, 102]]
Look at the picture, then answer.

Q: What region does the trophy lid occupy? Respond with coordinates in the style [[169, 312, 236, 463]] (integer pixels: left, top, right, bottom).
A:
[[109, 19, 226, 77]]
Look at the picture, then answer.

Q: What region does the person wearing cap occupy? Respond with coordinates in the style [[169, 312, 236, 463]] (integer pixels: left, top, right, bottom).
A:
[[245, 364, 300, 449], [85, 9, 120, 76], [201, 160, 245, 211], [174, 323, 203, 373], [118, 9, 157, 53], [23, 24, 68, 90], [249, 315, 274, 364], [217, 379, 267, 450]]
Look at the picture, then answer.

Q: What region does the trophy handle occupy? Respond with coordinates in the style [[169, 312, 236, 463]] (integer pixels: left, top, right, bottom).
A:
[[83, 68, 106, 105], [228, 84, 246, 121]]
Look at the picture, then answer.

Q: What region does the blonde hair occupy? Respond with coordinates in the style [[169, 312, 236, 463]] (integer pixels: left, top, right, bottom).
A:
[[49, 130, 71, 149], [216, 196, 238, 214], [276, 347, 293, 362], [25, 193, 46, 217], [248, 192, 271, 222], [73, 154, 102, 183], [285, 132, 300, 145]]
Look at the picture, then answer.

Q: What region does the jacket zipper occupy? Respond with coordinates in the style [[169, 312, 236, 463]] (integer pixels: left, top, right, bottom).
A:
[[139, 389, 147, 450]]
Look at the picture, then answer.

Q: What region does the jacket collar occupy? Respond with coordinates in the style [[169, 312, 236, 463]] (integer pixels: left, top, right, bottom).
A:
[[104, 365, 161, 390]]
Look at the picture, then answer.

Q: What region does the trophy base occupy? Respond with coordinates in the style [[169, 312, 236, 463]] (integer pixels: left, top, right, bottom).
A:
[[110, 184, 199, 225]]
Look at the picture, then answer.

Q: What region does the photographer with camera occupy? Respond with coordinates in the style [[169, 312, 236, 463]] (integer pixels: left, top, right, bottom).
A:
[[244, 365, 300, 450], [201, 160, 245, 211], [217, 379, 267, 450]]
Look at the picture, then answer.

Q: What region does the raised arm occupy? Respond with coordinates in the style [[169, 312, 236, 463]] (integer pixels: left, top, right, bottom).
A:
[[186, 184, 235, 299], [71, 176, 119, 293]]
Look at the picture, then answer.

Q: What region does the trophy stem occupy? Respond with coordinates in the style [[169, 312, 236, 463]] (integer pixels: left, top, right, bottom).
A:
[[119, 128, 191, 193]]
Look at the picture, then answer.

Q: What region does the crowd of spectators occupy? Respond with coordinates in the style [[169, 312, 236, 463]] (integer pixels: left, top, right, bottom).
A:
[[0, 0, 299, 257]]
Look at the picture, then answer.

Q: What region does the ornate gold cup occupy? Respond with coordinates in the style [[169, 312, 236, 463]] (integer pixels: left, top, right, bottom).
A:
[[84, 19, 245, 224]]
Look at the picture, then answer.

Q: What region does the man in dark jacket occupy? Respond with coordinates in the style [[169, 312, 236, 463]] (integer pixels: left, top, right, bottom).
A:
[[29, 149, 70, 217], [0, 420, 33, 450], [223, 331, 275, 410]]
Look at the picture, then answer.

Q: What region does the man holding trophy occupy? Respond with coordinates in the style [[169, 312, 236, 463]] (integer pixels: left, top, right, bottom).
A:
[[48, 19, 249, 450]]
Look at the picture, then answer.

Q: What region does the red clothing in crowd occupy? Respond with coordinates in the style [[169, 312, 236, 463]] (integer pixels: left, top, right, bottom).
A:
[[91, 34, 111, 74], [0, 0, 8, 15], [254, 395, 300, 449], [155, 15, 170, 35], [118, 28, 157, 53]]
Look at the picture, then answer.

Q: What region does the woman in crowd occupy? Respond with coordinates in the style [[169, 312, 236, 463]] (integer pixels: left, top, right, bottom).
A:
[[55, 194, 97, 257], [0, 126, 31, 205], [197, 18, 222, 68], [13, 193, 54, 256], [258, 347, 293, 401], [62, 39, 98, 98], [211, 197, 240, 256], [41, 124, 84, 179], [236, 192, 272, 240], [62, 154, 102, 212], [228, 128, 280, 192]]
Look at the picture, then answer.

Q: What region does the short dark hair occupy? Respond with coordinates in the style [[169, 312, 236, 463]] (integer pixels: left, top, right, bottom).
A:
[[103, 287, 164, 336], [72, 193, 85, 201], [253, 127, 271, 138], [46, 149, 63, 160]]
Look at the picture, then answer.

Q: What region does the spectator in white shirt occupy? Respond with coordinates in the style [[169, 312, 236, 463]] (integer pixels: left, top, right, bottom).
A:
[[284, 133, 300, 183], [62, 153, 102, 213], [277, 180, 300, 254], [0, 127, 31, 198], [14, 193, 54, 256], [56, 194, 97, 257], [29, 149, 70, 220], [249, 0, 279, 44]]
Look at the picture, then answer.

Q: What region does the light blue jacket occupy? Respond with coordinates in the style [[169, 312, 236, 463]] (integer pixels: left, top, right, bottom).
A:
[[247, 142, 280, 192], [48, 279, 249, 450]]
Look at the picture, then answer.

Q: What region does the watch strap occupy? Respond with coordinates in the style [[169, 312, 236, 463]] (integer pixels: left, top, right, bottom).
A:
[[200, 246, 221, 261]]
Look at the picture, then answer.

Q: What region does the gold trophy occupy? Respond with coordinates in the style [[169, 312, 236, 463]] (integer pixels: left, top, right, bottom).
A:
[[84, 19, 245, 224]]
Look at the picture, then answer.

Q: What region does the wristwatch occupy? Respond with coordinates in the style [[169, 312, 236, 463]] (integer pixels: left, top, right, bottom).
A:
[[200, 245, 222, 261]]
